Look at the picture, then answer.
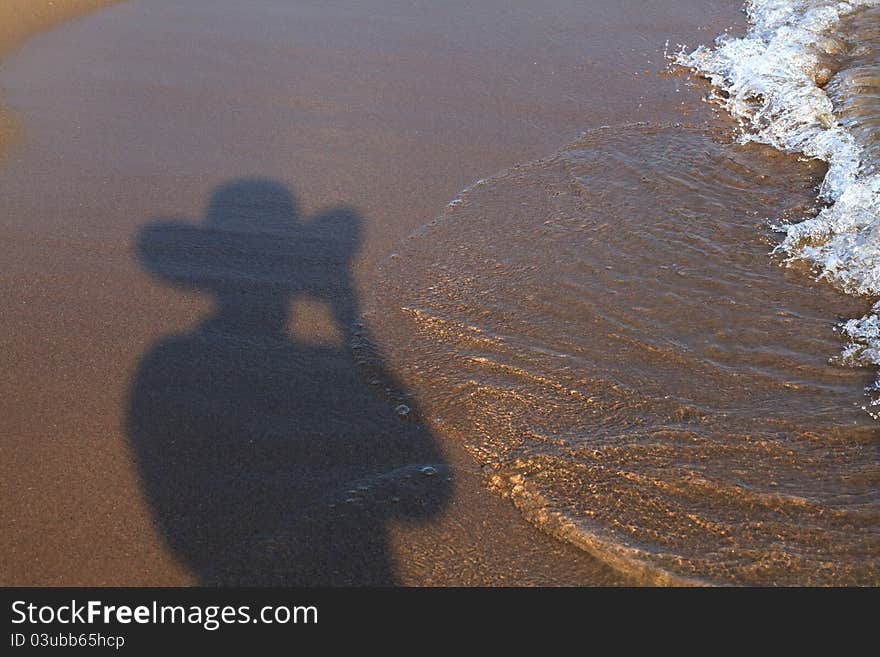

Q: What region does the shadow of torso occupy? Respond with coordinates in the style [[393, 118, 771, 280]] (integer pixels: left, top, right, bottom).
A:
[[126, 180, 449, 585]]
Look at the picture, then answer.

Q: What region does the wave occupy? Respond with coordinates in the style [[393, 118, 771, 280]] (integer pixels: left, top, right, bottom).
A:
[[676, 0, 880, 415], [368, 0, 880, 585], [371, 124, 879, 585]]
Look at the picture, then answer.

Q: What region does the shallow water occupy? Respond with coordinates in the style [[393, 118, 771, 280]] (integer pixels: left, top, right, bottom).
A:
[[372, 125, 879, 584], [679, 1, 880, 412], [830, 6, 880, 171]]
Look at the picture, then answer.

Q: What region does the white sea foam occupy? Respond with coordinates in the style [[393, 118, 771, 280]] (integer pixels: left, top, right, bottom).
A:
[[677, 0, 880, 406]]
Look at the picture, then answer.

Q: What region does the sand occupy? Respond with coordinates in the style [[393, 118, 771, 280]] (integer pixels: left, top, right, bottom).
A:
[[0, 0, 747, 585], [0, 1, 124, 157], [0, 1, 123, 59]]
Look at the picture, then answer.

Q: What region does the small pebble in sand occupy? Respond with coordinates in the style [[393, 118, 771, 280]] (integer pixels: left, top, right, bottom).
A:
[[814, 67, 832, 86], [395, 404, 411, 417], [420, 466, 438, 476]]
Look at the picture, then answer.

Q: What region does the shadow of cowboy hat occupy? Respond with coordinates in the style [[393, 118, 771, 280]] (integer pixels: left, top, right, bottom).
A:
[[135, 178, 362, 297]]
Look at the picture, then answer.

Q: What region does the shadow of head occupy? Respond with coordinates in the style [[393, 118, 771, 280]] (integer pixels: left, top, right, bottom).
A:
[[206, 178, 299, 232], [137, 177, 362, 334], [127, 178, 450, 585]]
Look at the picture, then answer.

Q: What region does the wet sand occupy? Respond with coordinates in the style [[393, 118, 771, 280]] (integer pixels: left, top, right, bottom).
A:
[[0, 0, 747, 585]]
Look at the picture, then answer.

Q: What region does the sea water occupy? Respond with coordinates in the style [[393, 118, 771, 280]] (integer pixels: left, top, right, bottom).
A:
[[372, 1, 880, 584]]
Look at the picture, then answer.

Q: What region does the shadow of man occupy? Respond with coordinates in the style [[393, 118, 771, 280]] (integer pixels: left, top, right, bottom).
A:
[[127, 178, 450, 585]]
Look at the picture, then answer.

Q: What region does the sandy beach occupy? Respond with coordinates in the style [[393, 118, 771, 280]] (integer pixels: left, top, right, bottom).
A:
[[0, 0, 685, 586], [5, 1, 871, 586]]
